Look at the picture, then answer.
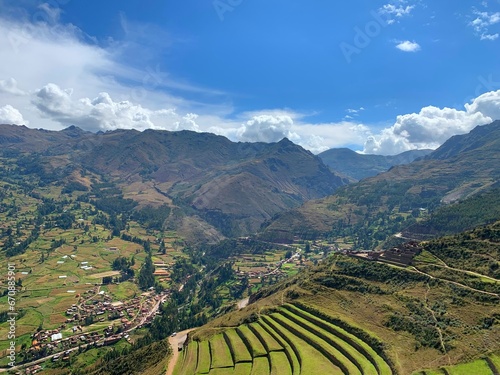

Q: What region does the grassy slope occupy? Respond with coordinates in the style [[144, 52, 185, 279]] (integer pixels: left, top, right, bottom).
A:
[[191, 220, 500, 374]]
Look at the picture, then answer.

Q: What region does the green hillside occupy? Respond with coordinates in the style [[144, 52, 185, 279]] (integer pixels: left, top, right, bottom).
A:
[[261, 121, 500, 246], [174, 303, 393, 375], [170, 220, 500, 375]]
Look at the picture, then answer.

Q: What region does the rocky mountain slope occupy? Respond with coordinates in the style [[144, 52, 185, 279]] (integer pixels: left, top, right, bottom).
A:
[[261, 120, 500, 243], [0, 124, 347, 239]]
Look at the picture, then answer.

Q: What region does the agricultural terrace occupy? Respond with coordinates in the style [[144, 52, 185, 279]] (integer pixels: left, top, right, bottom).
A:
[[173, 303, 393, 375], [414, 355, 500, 374]]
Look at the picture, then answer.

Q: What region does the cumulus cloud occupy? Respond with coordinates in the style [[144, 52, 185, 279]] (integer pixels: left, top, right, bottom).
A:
[[465, 89, 500, 119], [237, 115, 298, 143], [395, 40, 421, 52], [0, 105, 27, 125], [363, 90, 500, 155], [32, 83, 200, 132]]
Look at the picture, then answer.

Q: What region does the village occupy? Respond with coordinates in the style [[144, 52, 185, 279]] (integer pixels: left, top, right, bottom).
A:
[[24, 285, 169, 370]]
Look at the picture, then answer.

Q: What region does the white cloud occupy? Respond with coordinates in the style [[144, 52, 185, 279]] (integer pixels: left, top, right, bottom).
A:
[[469, 9, 500, 40], [0, 78, 26, 95], [346, 107, 365, 114], [480, 33, 499, 40], [395, 40, 421, 52], [237, 114, 298, 143], [465, 89, 500, 119], [32, 83, 203, 132], [379, 1, 415, 23], [363, 90, 500, 155], [0, 104, 27, 125]]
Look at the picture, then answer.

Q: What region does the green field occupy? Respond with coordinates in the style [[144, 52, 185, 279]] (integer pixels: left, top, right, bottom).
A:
[[414, 357, 500, 375], [0, 165, 187, 368], [173, 303, 394, 374]]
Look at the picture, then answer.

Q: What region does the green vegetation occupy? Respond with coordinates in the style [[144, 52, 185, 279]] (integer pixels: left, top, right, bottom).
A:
[[415, 356, 500, 375], [405, 188, 500, 238], [224, 329, 252, 363], [174, 304, 393, 375], [210, 334, 234, 368], [81, 338, 171, 375], [196, 340, 212, 374]]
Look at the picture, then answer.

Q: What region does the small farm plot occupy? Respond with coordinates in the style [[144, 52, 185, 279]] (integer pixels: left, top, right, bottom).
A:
[[224, 329, 253, 363], [210, 334, 234, 369]]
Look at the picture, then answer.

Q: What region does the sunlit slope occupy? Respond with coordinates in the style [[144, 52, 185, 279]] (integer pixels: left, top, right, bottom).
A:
[[173, 303, 393, 375]]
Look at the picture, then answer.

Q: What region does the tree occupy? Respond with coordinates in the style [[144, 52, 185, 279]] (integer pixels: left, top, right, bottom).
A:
[[305, 242, 311, 253], [138, 254, 155, 290], [159, 240, 166, 255]]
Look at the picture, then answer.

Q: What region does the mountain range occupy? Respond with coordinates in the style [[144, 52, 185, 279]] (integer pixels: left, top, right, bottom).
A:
[[261, 120, 500, 244], [318, 148, 432, 181], [2, 121, 499, 244], [0, 124, 347, 241]]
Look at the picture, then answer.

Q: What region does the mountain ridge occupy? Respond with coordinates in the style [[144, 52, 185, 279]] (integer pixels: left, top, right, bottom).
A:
[[261, 120, 500, 244], [0, 124, 347, 240], [318, 147, 432, 181]]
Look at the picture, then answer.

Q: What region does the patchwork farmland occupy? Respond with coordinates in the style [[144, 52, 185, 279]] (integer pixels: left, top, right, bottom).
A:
[[173, 303, 393, 375]]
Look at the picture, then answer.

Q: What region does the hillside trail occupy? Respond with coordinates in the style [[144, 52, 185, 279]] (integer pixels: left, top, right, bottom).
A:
[[428, 252, 500, 282], [408, 266, 500, 298], [424, 283, 448, 357], [165, 328, 195, 375]]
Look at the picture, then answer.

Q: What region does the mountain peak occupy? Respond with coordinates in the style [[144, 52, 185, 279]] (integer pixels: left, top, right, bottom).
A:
[[61, 125, 86, 138]]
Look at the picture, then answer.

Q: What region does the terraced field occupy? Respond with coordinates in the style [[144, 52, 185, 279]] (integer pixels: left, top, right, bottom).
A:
[[173, 303, 393, 374]]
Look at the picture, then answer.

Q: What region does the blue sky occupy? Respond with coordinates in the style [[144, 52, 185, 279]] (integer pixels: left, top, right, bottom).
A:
[[0, 0, 499, 154]]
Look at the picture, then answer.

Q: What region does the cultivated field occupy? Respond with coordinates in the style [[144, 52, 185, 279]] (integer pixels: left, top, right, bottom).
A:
[[173, 303, 393, 375]]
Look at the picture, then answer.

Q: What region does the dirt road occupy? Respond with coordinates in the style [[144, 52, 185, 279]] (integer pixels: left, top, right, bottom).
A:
[[165, 329, 195, 375]]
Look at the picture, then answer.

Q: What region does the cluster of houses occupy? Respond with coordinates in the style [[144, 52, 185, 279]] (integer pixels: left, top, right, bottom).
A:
[[64, 288, 139, 326], [25, 289, 167, 365], [24, 364, 43, 374]]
